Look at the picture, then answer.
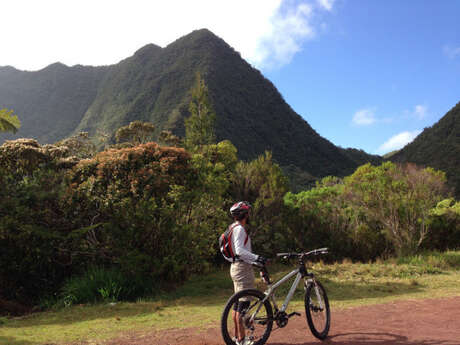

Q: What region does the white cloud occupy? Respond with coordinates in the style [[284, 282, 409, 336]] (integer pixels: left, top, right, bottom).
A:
[[443, 45, 460, 59], [404, 104, 428, 119], [252, 3, 316, 69], [377, 130, 422, 154], [0, 0, 335, 71], [317, 0, 335, 11], [414, 105, 427, 119], [352, 108, 377, 126]]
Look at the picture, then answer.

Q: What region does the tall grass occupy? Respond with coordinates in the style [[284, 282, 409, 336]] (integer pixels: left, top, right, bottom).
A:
[[396, 250, 460, 269], [58, 267, 155, 306], [50, 251, 460, 308]]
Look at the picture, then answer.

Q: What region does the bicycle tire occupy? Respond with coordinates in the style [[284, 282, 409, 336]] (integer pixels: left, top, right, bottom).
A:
[[304, 280, 330, 340], [221, 289, 273, 345]]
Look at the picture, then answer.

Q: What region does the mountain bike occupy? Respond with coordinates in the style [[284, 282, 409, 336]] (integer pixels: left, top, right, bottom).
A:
[[221, 248, 330, 345]]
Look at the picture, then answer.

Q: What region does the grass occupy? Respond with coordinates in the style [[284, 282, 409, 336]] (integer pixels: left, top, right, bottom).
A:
[[1, 251, 459, 345]]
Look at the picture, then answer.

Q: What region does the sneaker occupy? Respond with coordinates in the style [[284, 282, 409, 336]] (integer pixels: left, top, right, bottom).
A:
[[240, 337, 254, 345]]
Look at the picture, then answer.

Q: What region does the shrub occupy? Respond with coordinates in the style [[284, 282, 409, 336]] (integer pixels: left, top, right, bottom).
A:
[[59, 267, 154, 306], [424, 199, 460, 250], [344, 162, 447, 256]]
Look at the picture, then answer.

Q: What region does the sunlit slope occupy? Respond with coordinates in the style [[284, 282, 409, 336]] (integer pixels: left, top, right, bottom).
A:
[[391, 102, 460, 197]]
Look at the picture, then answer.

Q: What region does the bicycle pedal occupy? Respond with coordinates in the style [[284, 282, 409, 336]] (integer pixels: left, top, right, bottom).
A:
[[287, 312, 301, 318]]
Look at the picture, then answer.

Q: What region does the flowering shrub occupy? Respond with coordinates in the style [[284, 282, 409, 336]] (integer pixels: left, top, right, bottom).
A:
[[65, 142, 226, 287], [0, 140, 217, 303]]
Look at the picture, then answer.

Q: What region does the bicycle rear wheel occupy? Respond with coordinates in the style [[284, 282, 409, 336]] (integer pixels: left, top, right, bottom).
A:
[[221, 289, 273, 345], [304, 280, 330, 340]]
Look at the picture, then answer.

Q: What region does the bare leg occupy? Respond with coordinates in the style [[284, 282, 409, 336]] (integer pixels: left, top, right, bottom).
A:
[[232, 310, 239, 340], [236, 311, 245, 341], [232, 309, 246, 342]]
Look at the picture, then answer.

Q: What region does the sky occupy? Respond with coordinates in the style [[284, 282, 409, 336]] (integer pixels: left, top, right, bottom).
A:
[[1, 0, 459, 155]]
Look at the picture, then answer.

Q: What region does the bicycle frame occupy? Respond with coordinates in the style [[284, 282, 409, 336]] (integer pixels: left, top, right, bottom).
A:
[[247, 268, 312, 327], [248, 248, 329, 324], [264, 268, 303, 312]]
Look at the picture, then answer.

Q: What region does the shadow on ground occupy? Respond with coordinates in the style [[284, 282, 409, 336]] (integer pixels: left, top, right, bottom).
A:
[[270, 332, 455, 345]]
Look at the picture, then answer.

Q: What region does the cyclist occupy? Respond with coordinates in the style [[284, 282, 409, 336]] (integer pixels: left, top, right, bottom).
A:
[[228, 201, 267, 345]]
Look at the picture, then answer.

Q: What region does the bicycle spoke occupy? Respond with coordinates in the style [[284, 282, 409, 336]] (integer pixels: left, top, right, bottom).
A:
[[221, 290, 273, 345], [305, 281, 330, 340]]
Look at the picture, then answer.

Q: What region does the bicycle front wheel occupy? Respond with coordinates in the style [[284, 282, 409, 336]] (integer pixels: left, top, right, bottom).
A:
[[305, 280, 330, 340], [221, 289, 273, 345]]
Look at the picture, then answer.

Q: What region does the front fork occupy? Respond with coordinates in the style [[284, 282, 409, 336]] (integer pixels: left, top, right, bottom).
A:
[[304, 278, 324, 311]]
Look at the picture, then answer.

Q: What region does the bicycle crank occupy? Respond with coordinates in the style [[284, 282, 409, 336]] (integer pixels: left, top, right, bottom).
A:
[[288, 311, 301, 318], [275, 311, 301, 328]]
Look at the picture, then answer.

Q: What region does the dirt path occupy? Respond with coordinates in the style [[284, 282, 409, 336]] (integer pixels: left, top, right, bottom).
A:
[[106, 296, 460, 345]]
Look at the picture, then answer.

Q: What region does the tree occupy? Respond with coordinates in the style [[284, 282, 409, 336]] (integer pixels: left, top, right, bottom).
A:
[[230, 151, 290, 254], [159, 130, 182, 147], [184, 74, 216, 150], [425, 198, 460, 250], [54, 132, 96, 159], [0, 108, 20, 133], [284, 176, 387, 261], [345, 162, 447, 256], [115, 121, 155, 145]]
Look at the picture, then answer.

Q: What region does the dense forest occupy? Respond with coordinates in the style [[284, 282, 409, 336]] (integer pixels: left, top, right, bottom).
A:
[[0, 77, 458, 314]]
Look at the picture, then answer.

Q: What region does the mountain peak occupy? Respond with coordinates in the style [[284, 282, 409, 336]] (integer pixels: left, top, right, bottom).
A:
[[184, 28, 218, 39], [134, 43, 162, 56], [40, 62, 69, 72], [170, 28, 227, 49], [0, 66, 20, 75]]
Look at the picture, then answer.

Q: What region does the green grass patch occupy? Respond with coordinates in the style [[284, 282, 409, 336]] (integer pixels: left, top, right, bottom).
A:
[[1, 251, 459, 345]]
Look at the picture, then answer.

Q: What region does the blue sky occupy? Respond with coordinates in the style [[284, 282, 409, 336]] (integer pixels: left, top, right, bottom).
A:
[[264, 0, 460, 154], [1, 0, 459, 155]]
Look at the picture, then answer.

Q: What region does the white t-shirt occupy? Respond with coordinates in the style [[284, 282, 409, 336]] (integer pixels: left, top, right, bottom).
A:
[[231, 222, 258, 263]]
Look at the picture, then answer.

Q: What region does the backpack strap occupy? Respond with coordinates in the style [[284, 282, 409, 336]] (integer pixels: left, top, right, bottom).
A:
[[227, 223, 239, 262], [243, 226, 249, 245], [229, 223, 249, 261]]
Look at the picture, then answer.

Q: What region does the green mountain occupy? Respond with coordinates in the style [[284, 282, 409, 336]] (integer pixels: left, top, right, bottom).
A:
[[0, 64, 109, 143], [391, 102, 460, 197], [0, 29, 381, 182]]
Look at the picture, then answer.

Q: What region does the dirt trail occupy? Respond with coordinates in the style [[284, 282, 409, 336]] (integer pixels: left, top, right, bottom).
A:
[[106, 296, 460, 345]]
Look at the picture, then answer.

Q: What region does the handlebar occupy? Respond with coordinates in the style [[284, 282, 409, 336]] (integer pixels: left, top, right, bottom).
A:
[[253, 248, 329, 284], [276, 248, 329, 259]]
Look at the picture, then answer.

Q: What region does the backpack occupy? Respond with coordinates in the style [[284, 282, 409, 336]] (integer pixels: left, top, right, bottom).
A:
[[219, 223, 248, 262]]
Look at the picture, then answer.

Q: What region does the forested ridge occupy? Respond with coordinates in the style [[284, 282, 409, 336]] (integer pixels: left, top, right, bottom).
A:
[[0, 63, 109, 144], [391, 102, 460, 198], [0, 29, 381, 188]]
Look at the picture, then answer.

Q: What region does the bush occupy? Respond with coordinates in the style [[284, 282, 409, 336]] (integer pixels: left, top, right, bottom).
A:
[[344, 162, 447, 256], [284, 162, 450, 260], [59, 267, 155, 306], [66, 141, 228, 284], [424, 199, 460, 250], [283, 177, 386, 261], [0, 165, 81, 303]]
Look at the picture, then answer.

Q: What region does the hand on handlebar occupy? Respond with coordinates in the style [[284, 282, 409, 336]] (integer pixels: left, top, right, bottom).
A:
[[254, 255, 268, 267]]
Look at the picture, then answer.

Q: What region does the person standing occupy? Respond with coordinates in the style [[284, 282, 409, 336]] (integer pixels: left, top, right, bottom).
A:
[[227, 201, 267, 345]]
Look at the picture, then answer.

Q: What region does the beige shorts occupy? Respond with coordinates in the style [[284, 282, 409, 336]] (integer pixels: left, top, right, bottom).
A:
[[230, 261, 255, 294]]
